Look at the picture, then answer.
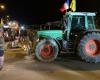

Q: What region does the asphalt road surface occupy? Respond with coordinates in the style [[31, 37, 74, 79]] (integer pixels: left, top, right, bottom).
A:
[[0, 48, 100, 80]]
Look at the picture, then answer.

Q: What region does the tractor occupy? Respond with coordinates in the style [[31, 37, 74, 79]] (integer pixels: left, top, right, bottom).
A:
[[35, 12, 100, 63]]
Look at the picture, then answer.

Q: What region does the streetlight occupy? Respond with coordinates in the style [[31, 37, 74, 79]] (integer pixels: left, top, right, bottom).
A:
[[0, 4, 5, 10]]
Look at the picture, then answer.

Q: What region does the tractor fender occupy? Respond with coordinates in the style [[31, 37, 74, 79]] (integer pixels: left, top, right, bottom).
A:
[[37, 36, 62, 50], [38, 37, 61, 51], [46, 38, 62, 51], [75, 29, 100, 41], [83, 29, 100, 35], [77, 29, 100, 40]]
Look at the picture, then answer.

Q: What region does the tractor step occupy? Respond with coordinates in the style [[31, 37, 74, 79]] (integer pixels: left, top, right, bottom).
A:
[[62, 40, 75, 54]]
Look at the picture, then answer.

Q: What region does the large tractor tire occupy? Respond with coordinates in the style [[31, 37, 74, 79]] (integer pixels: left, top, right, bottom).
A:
[[78, 32, 100, 63], [35, 39, 59, 62]]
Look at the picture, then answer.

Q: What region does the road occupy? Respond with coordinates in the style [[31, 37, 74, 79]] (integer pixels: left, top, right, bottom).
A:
[[0, 48, 100, 80]]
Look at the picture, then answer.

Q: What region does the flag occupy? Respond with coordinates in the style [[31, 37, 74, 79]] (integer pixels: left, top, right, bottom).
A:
[[70, 0, 76, 12], [60, 0, 69, 13]]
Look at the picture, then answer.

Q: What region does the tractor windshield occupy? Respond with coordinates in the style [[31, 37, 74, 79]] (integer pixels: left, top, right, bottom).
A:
[[71, 16, 85, 30]]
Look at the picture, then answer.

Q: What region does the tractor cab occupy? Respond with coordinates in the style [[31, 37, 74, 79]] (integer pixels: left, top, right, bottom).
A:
[[63, 12, 96, 40], [65, 12, 96, 29]]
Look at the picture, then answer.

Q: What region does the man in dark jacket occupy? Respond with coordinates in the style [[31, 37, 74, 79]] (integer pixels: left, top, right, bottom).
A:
[[0, 27, 4, 70]]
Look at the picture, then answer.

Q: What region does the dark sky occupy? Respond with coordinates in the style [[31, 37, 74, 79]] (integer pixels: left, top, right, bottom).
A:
[[0, 0, 100, 25]]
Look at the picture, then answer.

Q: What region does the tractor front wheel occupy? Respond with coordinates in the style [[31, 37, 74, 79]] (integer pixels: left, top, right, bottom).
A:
[[35, 39, 59, 62], [78, 32, 100, 63]]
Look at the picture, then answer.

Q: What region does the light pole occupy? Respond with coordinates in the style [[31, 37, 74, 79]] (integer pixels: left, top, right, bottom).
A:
[[0, 4, 6, 25]]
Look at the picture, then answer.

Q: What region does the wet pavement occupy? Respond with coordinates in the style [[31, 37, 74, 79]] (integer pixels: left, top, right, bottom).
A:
[[0, 48, 100, 80]]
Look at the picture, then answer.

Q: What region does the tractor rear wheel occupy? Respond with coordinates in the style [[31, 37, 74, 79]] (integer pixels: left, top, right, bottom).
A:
[[78, 32, 100, 63], [35, 39, 59, 62]]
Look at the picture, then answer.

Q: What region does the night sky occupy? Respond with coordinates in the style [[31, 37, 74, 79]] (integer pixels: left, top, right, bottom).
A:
[[0, 0, 100, 25]]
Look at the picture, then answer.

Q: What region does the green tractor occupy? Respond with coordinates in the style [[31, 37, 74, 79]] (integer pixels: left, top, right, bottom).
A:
[[35, 12, 100, 63]]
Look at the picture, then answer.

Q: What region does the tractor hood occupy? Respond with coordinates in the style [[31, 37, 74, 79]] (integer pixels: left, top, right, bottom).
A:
[[37, 30, 63, 39]]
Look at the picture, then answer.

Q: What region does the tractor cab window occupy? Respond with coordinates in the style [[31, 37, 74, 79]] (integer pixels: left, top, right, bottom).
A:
[[71, 16, 85, 30], [87, 16, 95, 29]]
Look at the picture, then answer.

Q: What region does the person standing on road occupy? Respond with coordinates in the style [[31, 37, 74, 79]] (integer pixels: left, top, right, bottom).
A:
[[0, 27, 5, 70]]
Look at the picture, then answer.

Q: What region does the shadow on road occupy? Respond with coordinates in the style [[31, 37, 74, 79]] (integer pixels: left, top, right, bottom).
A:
[[55, 54, 100, 71], [14, 54, 100, 72]]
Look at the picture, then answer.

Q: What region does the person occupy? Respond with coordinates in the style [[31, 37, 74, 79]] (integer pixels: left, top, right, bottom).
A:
[[0, 27, 5, 70]]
